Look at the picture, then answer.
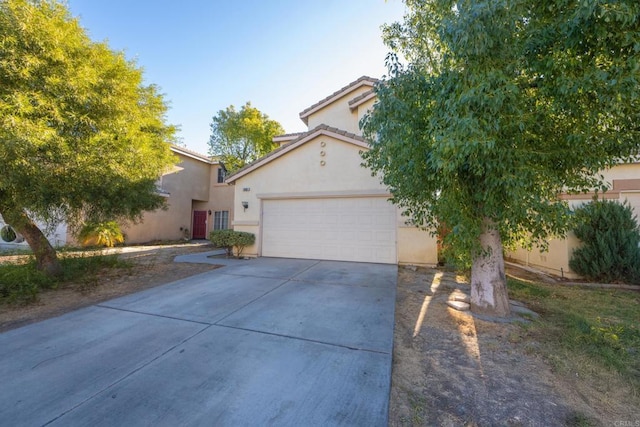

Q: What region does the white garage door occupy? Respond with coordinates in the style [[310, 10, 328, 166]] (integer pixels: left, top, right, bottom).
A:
[[262, 197, 397, 264]]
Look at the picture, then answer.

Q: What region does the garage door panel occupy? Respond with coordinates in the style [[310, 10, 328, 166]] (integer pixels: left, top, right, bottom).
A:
[[262, 197, 396, 264]]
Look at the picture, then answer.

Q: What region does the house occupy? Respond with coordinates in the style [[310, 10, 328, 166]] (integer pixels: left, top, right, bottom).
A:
[[122, 145, 234, 243], [225, 76, 438, 265], [0, 215, 67, 250], [0, 145, 233, 250], [508, 162, 640, 278]]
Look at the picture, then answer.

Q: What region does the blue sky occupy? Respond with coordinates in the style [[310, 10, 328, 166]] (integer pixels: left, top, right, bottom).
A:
[[66, 1, 406, 155]]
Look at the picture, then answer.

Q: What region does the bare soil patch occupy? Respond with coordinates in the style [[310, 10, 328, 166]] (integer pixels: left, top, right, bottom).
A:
[[0, 243, 220, 332], [390, 265, 638, 426]]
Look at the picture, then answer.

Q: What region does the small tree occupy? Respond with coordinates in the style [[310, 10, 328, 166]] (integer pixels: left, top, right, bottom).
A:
[[208, 103, 284, 173], [570, 200, 640, 284]]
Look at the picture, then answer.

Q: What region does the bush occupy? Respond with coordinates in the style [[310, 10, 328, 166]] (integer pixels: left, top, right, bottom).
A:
[[77, 221, 125, 247], [569, 200, 640, 284], [209, 230, 255, 258], [0, 252, 130, 303]]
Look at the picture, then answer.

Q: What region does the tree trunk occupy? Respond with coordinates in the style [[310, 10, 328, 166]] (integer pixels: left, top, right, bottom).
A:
[[470, 218, 511, 317], [0, 203, 63, 278]]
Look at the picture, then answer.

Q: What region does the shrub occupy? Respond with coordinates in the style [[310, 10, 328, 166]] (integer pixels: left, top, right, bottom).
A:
[[209, 230, 255, 258], [0, 225, 17, 242], [77, 221, 125, 247], [0, 252, 130, 303], [569, 199, 640, 284]]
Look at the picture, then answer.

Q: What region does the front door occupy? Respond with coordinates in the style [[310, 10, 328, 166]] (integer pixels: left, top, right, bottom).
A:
[[192, 210, 207, 239]]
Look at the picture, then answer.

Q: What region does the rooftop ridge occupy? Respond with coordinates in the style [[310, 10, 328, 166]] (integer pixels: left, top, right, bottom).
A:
[[299, 76, 378, 124]]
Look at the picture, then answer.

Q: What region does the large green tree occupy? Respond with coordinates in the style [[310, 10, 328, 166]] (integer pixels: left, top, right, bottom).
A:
[[208, 102, 284, 173], [362, 0, 640, 317], [0, 0, 176, 276]]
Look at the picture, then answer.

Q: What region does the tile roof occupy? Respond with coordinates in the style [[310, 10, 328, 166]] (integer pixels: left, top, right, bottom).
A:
[[273, 132, 306, 139], [170, 144, 224, 166], [273, 132, 306, 143], [298, 76, 378, 124], [348, 88, 377, 110], [171, 144, 214, 163], [226, 124, 367, 183]]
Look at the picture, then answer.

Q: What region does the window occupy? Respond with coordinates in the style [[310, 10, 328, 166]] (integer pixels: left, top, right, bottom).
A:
[[217, 167, 226, 183], [214, 211, 229, 230]]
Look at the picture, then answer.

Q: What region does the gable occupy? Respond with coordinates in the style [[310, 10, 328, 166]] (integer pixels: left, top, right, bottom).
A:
[[226, 125, 369, 184], [230, 132, 385, 195], [299, 76, 377, 131]]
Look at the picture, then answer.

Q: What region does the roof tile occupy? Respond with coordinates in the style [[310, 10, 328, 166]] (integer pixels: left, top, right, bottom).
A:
[[299, 76, 378, 123]]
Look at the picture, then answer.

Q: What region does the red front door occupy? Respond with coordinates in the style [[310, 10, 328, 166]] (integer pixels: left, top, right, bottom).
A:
[[192, 210, 207, 239]]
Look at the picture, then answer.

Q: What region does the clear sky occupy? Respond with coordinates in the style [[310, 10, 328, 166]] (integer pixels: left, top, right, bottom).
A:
[[66, 0, 407, 155]]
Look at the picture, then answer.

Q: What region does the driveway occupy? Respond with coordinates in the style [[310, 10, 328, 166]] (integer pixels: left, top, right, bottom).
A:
[[0, 256, 397, 426]]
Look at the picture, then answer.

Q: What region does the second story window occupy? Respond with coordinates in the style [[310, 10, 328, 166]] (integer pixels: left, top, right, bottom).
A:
[[217, 167, 226, 183]]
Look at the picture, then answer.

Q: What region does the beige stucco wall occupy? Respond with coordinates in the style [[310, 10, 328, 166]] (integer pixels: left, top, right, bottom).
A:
[[356, 97, 376, 129], [600, 161, 640, 182], [232, 134, 437, 265], [123, 155, 234, 244], [508, 162, 640, 279], [397, 226, 438, 266], [306, 86, 373, 134], [507, 233, 582, 279]]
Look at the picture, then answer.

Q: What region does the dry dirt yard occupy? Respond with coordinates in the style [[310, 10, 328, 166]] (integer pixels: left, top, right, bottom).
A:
[[2, 245, 638, 425], [390, 265, 638, 426], [0, 243, 219, 332]]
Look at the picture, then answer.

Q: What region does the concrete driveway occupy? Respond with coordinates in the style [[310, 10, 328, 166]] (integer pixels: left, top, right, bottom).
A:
[[0, 256, 397, 426]]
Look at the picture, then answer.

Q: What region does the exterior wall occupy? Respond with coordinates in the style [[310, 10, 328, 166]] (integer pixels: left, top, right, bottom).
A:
[[356, 97, 376, 128], [306, 86, 373, 134], [397, 226, 438, 266], [123, 156, 233, 244], [507, 162, 640, 279], [0, 214, 67, 251], [232, 135, 437, 265], [193, 169, 235, 237], [507, 234, 582, 279]]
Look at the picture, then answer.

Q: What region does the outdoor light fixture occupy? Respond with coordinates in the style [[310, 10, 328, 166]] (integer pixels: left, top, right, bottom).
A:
[[241, 201, 249, 211], [208, 210, 212, 215]]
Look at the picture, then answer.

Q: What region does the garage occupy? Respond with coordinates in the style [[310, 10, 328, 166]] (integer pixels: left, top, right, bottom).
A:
[[261, 196, 397, 264]]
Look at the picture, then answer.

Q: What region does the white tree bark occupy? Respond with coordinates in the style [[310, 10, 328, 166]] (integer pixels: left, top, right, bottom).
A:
[[470, 218, 511, 317]]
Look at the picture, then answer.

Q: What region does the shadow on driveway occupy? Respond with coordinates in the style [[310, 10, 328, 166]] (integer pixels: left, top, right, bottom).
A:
[[0, 256, 397, 426]]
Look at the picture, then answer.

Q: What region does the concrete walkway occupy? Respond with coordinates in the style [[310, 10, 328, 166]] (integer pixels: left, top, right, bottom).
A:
[[0, 255, 397, 426]]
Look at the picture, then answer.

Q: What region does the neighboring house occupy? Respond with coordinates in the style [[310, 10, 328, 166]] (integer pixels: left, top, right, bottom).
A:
[[508, 163, 640, 278], [0, 215, 67, 250], [226, 76, 438, 265], [122, 145, 234, 243], [0, 145, 233, 251]]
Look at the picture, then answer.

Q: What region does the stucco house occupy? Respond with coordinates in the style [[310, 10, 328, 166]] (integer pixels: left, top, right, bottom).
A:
[[508, 163, 640, 278], [0, 145, 233, 250], [225, 76, 438, 265], [122, 145, 234, 243]]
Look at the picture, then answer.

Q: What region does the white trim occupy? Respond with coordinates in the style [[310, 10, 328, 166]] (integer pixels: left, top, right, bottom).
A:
[[256, 190, 391, 200], [232, 220, 259, 226]]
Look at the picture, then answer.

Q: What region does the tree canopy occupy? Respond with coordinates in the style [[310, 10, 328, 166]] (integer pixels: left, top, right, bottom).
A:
[[0, 0, 176, 275], [361, 0, 640, 316], [208, 102, 284, 173]]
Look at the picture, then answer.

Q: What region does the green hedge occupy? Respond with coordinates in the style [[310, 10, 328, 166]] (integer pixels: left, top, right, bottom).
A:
[[209, 230, 255, 258], [569, 200, 640, 284]]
